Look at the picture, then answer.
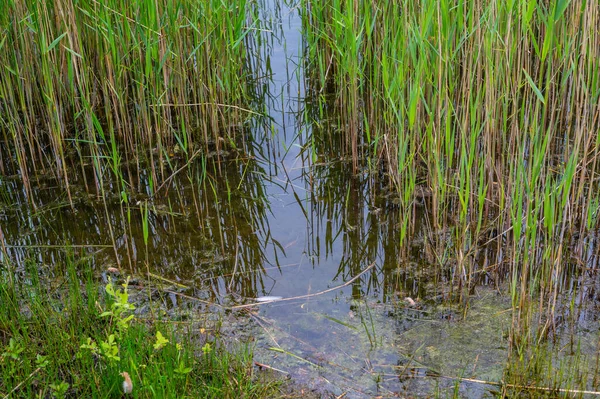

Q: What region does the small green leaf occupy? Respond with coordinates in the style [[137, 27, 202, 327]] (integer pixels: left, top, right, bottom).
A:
[[45, 32, 68, 53], [408, 85, 419, 128], [522, 69, 545, 104], [174, 361, 193, 375], [553, 0, 571, 22], [3, 338, 24, 360], [153, 331, 169, 350], [36, 354, 49, 368]]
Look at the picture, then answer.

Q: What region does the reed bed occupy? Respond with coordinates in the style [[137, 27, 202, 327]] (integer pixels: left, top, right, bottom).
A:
[[0, 0, 263, 200], [1, 0, 600, 394], [301, 0, 600, 391]]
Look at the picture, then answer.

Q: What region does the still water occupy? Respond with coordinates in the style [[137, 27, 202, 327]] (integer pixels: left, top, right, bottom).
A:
[[1, 2, 597, 398]]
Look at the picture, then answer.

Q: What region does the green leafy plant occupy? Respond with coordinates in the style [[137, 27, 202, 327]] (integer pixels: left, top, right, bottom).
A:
[[80, 334, 120, 364], [49, 381, 69, 399], [79, 337, 99, 356], [174, 361, 193, 377], [2, 338, 24, 361], [101, 278, 135, 335], [99, 334, 120, 363], [1, 338, 25, 376], [35, 354, 49, 369], [153, 331, 169, 351], [202, 343, 212, 355], [80, 279, 134, 364]]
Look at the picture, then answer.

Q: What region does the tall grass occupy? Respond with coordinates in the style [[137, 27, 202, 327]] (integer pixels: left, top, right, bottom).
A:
[[0, 0, 262, 201], [301, 0, 600, 391]]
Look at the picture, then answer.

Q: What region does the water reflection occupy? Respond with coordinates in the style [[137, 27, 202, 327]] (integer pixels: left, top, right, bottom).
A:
[[0, 2, 500, 397], [2, 1, 600, 398], [0, 152, 280, 303]]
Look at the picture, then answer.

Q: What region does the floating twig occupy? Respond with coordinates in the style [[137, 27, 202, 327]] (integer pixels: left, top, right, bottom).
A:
[[432, 374, 600, 396], [254, 361, 288, 375], [229, 261, 376, 310]]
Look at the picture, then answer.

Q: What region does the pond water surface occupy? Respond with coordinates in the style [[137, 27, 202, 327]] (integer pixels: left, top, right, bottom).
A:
[[2, 2, 599, 398]]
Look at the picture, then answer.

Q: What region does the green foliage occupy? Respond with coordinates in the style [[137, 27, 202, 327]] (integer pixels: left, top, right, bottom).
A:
[[202, 342, 213, 355], [0, 260, 278, 398], [174, 361, 193, 377], [1, 337, 25, 377], [302, 0, 599, 393], [2, 337, 24, 360], [153, 331, 170, 351], [49, 381, 69, 399], [100, 278, 136, 335], [0, 0, 263, 199]]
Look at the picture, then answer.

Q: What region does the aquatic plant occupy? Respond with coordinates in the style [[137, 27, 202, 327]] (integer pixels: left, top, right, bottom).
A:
[[0, 0, 262, 200], [301, 0, 600, 392]]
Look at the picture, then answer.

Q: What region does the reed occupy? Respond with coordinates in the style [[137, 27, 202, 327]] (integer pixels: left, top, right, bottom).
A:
[[0, 0, 261, 200], [301, 0, 600, 390]]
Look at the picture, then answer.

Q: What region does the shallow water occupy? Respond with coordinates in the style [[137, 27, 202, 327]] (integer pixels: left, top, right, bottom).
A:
[[1, 2, 599, 398]]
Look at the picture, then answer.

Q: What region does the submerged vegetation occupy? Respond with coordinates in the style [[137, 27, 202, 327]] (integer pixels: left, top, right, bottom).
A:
[[0, 0, 600, 397]]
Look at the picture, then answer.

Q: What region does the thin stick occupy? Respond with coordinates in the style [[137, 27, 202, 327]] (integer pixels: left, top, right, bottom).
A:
[[5, 244, 114, 248], [229, 261, 376, 310], [3, 367, 41, 399], [153, 148, 203, 195], [150, 102, 262, 116], [144, 262, 377, 312], [228, 238, 240, 292], [88, 0, 163, 36], [146, 287, 217, 308], [254, 361, 288, 375], [248, 312, 282, 349], [434, 374, 600, 396]]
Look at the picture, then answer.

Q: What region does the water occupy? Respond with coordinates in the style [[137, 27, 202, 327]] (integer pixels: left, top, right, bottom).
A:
[[1, 2, 599, 398]]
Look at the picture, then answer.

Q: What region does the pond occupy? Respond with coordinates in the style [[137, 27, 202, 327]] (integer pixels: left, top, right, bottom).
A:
[[1, 1, 600, 398]]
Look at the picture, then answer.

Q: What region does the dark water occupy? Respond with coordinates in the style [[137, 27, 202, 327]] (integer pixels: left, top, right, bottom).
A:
[[1, 2, 599, 398]]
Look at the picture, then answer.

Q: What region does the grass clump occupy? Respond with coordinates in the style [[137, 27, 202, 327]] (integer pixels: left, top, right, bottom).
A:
[[0, 259, 276, 398], [300, 0, 600, 308]]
